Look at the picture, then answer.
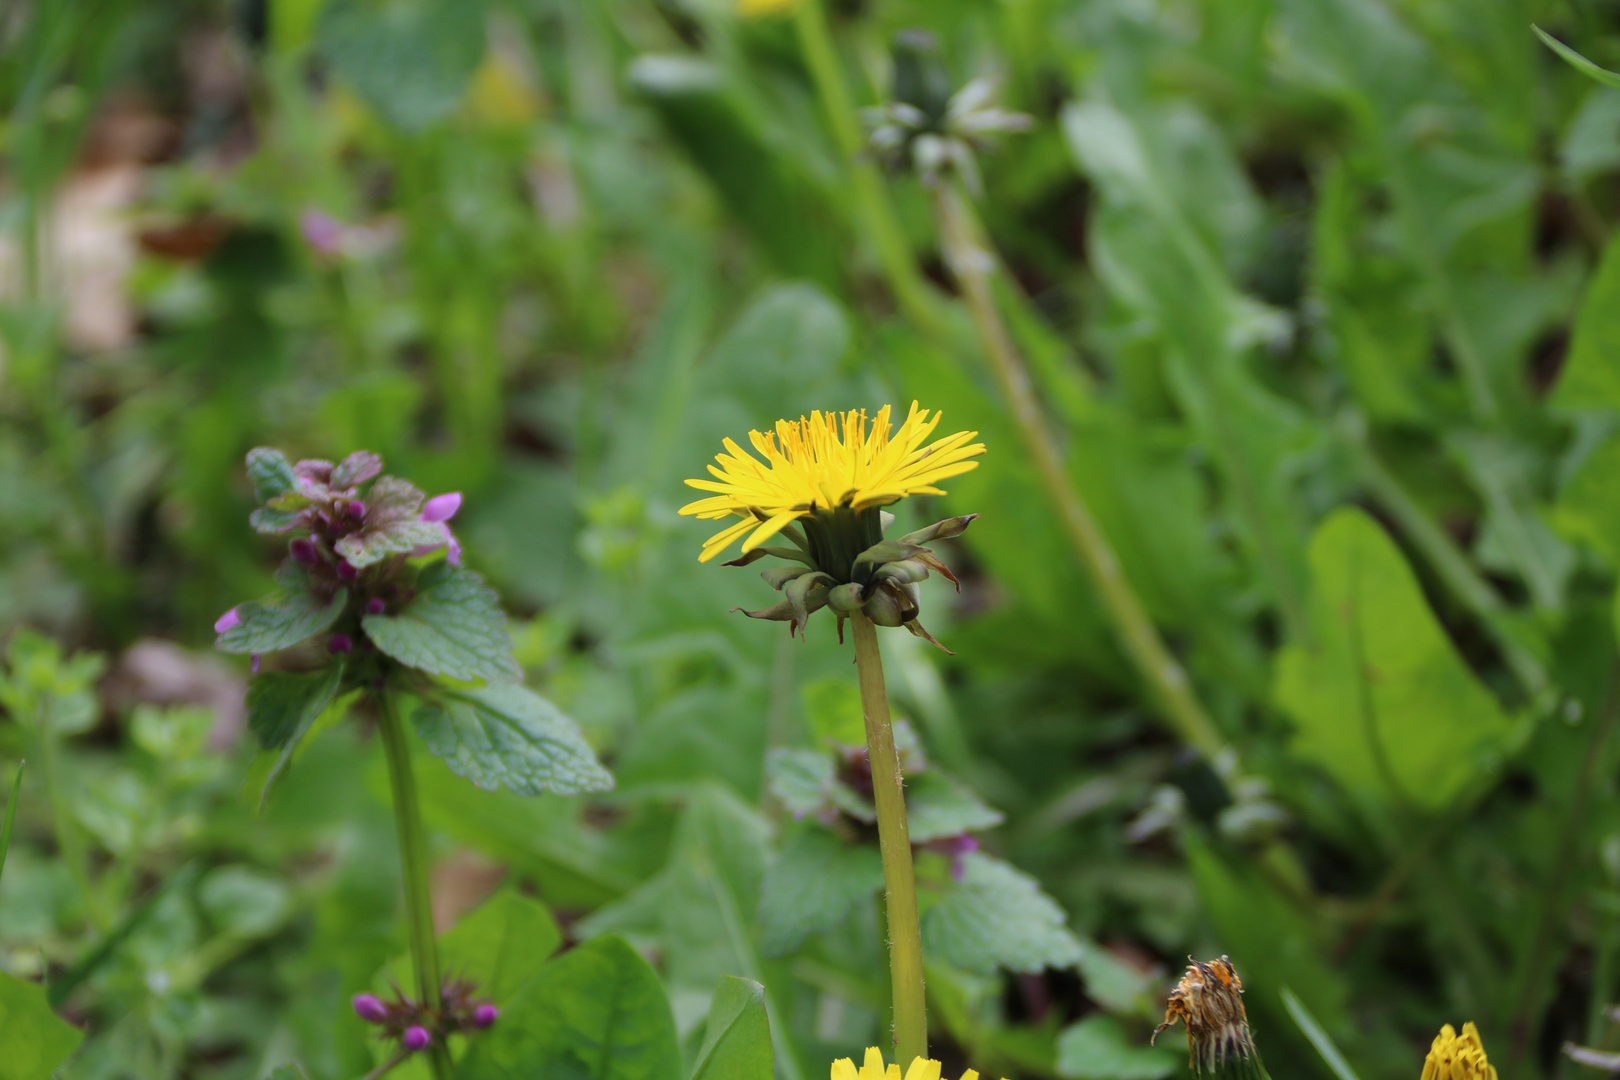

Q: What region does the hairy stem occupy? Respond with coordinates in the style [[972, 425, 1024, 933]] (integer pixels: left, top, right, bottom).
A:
[[377, 689, 451, 1080], [935, 182, 1224, 759], [851, 613, 928, 1066]]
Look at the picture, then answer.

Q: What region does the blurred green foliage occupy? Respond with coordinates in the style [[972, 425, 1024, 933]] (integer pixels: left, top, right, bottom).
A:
[[8, 0, 1620, 1078]]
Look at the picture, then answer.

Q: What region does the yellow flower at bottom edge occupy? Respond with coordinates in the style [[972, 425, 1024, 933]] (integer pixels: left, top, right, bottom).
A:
[[831, 1047, 997, 1080], [1421, 1022, 1498, 1080]]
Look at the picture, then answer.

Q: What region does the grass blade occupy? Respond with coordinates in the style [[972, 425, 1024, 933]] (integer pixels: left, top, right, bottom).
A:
[[0, 759, 22, 887], [1534, 27, 1620, 90], [1282, 986, 1363, 1080]]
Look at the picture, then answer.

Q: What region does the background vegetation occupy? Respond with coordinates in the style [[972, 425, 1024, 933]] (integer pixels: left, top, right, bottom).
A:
[[6, 1, 1620, 1079]]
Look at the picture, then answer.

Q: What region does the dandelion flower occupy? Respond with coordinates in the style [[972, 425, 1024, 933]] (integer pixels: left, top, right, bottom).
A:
[[830, 1047, 994, 1080], [1422, 1023, 1496, 1080], [681, 403, 983, 647]]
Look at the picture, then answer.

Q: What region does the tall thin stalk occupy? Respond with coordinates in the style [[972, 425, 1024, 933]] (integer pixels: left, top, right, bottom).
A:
[[377, 689, 452, 1080], [934, 181, 1225, 759], [851, 612, 928, 1066]]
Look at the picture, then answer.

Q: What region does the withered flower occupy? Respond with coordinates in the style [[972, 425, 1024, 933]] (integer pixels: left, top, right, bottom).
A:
[[1153, 956, 1268, 1079]]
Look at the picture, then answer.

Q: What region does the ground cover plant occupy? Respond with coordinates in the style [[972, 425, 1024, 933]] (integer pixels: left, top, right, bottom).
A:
[[9, 1, 1620, 1079]]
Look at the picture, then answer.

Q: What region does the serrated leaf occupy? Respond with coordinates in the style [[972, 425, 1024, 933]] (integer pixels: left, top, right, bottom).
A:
[[337, 518, 448, 569], [331, 450, 383, 489], [246, 447, 296, 503], [765, 748, 872, 823], [217, 567, 348, 655], [413, 683, 612, 796], [692, 976, 773, 1080], [921, 853, 1082, 974], [1056, 1016, 1177, 1080], [362, 562, 520, 682], [905, 772, 1004, 843], [245, 662, 344, 807], [758, 826, 883, 955], [366, 475, 427, 525], [0, 970, 83, 1080], [454, 935, 682, 1080], [248, 505, 307, 534]]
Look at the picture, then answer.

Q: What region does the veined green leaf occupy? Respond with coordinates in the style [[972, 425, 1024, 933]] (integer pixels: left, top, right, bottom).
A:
[[363, 561, 520, 683], [0, 971, 83, 1080], [758, 826, 883, 956], [217, 565, 348, 655], [414, 683, 612, 796], [921, 853, 1082, 974], [691, 976, 773, 1080]]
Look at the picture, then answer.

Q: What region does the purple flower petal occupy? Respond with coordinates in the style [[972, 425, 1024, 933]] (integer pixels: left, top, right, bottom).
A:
[[215, 608, 242, 634], [403, 1026, 431, 1052], [472, 1004, 499, 1028], [447, 535, 462, 566], [352, 994, 388, 1023], [366, 598, 386, 615], [300, 209, 344, 256], [329, 633, 354, 654], [421, 492, 462, 523]]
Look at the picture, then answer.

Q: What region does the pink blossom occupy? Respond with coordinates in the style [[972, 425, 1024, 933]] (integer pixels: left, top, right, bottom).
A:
[[422, 492, 461, 523], [214, 608, 242, 634], [299, 209, 344, 257]]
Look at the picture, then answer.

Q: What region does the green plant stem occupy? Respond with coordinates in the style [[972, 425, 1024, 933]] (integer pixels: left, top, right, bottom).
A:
[[377, 689, 452, 1080], [793, 0, 947, 341], [851, 612, 928, 1066], [935, 182, 1224, 759], [35, 721, 105, 931]]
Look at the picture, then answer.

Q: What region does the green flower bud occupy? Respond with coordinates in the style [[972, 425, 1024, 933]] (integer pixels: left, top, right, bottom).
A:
[[898, 514, 979, 545]]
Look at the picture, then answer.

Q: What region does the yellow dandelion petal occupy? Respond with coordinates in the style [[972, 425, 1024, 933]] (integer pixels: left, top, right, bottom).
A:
[[832, 1049, 984, 1080], [680, 403, 986, 562], [903, 1057, 942, 1080], [1423, 1022, 1496, 1080], [863, 1048, 889, 1080], [832, 1060, 860, 1080]]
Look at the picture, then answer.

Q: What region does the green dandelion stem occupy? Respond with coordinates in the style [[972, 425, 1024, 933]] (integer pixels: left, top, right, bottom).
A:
[[934, 181, 1224, 759], [851, 611, 928, 1065], [378, 686, 453, 1080]]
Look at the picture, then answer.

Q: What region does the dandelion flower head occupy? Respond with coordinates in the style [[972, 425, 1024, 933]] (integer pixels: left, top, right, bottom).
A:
[[1421, 1023, 1496, 1080], [831, 1047, 992, 1080], [680, 402, 984, 563]]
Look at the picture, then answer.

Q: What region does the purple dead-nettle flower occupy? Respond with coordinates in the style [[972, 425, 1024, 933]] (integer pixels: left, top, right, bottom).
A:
[[352, 994, 389, 1023], [215, 608, 241, 634], [299, 208, 345, 258], [329, 633, 354, 654], [366, 598, 387, 615], [403, 1026, 431, 1052], [412, 491, 463, 565], [473, 1004, 499, 1028]]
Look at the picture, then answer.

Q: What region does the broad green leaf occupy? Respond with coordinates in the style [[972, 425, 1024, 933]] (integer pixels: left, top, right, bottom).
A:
[[442, 891, 562, 1003], [0, 970, 83, 1080], [245, 662, 344, 807], [413, 683, 613, 796], [758, 826, 883, 956], [1554, 432, 1620, 567], [1555, 229, 1620, 414], [691, 976, 772, 1080], [363, 562, 520, 683], [921, 853, 1082, 974], [1535, 27, 1620, 91], [217, 567, 348, 655], [1274, 508, 1515, 812], [1055, 1016, 1177, 1080], [904, 772, 1004, 844], [246, 446, 296, 503], [316, 0, 487, 132], [387, 889, 562, 1007], [1449, 433, 1574, 612], [454, 934, 682, 1080]]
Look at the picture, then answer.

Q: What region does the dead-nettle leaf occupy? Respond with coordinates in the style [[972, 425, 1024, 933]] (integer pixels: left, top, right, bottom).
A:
[[336, 519, 447, 569], [361, 562, 520, 683], [247, 447, 297, 503], [413, 683, 613, 797], [331, 450, 383, 490], [216, 563, 348, 655]]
